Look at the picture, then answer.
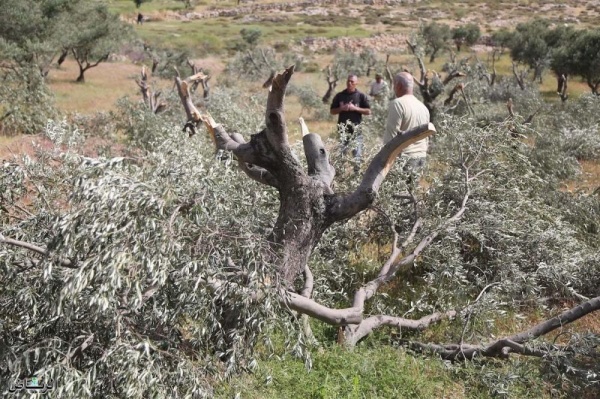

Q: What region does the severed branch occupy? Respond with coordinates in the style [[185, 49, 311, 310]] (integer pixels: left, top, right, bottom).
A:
[[347, 311, 458, 347], [196, 112, 265, 177], [178, 67, 308, 188], [524, 106, 543, 125], [187, 60, 211, 100], [442, 70, 466, 86], [283, 290, 363, 325], [408, 295, 600, 360], [136, 66, 166, 114], [444, 83, 464, 105], [0, 233, 78, 269], [300, 117, 335, 192], [262, 70, 276, 90], [265, 65, 294, 154], [300, 264, 314, 299], [557, 73, 568, 102], [175, 71, 210, 137], [506, 98, 515, 118], [329, 123, 436, 221]]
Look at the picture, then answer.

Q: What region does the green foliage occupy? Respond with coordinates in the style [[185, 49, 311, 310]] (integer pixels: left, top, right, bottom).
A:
[[0, 65, 58, 135], [451, 23, 481, 51], [490, 28, 513, 50], [1, 115, 284, 397], [421, 22, 451, 62], [221, 345, 463, 399], [0, 0, 75, 75], [507, 19, 551, 81], [113, 96, 175, 149], [229, 28, 263, 52], [329, 49, 382, 80], [224, 46, 303, 83], [567, 29, 600, 94], [287, 85, 330, 121], [61, 1, 134, 82], [1, 81, 599, 397], [240, 28, 262, 48]]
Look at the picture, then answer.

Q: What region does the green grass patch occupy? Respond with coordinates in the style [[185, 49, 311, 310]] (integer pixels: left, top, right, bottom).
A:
[[216, 338, 564, 399], [134, 16, 370, 55], [218, 345, 465, 399], [108, 0, 187, 14]]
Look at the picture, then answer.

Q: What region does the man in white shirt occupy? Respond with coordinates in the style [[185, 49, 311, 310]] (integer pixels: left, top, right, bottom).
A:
[[368, 73, 388, 99], [384, 72, 430, 188]]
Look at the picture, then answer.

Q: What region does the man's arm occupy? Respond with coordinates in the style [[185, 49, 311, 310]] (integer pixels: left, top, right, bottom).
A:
[[355, 93, 371, 116], [346, 103, 371, 115], [330, 93, 342, 115], [330, 105, 344, 115]]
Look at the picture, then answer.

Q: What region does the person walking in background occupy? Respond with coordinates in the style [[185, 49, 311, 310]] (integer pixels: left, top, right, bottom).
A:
[[368, 73, 388, 100], [384, 72, 430, 188], [330, 74, 371, 172]]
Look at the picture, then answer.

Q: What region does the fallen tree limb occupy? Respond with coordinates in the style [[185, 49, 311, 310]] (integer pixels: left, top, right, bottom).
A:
[[0, 233, 78, 269], [408, 295, 600, 360]]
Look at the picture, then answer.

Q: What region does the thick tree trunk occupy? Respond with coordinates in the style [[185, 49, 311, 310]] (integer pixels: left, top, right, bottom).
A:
[[72, 51, 109, 84], [429, 50, 437, 63], [76, 68, 85, 83], [273, 177, 329, 283], [587, 78, 600, 95], [57, 49, 69, 67]]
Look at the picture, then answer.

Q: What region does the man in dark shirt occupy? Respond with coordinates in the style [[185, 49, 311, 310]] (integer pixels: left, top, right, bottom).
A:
[[330, 74, 371, 171]]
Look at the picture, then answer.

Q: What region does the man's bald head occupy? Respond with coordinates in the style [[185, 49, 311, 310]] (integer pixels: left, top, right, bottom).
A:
[[394, 72, 414, 97]]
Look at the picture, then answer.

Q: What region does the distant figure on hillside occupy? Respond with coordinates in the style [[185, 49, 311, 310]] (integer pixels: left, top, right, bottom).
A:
[[384, 71, 430, 189], [330, 74, 371, 172], [137, 13, 144, 25], [369, 73, 388, 100]]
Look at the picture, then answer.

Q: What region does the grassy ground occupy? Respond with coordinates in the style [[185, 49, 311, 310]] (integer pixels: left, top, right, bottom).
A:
[[47, 60, 143, 114], [217, 304, 600, 399]]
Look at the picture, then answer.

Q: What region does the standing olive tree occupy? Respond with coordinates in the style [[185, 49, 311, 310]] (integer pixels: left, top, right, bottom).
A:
[[568, 29, 600, 95], [506, 19, 551, 83], [451, 23, 481, 52], [421, 22, 451, 63], [60, 2, 133, 82], [0, 0, 75, 77]]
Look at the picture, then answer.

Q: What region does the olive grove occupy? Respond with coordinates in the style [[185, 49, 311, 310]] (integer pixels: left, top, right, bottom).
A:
[[2, 48, 600, 399]]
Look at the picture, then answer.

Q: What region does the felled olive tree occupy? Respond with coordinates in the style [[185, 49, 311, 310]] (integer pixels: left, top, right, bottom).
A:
[[175, 66, 600, 354], [0, 117, 285, 397]]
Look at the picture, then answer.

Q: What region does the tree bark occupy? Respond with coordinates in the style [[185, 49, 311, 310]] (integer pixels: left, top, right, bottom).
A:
[[57, 49, 69, 67]]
